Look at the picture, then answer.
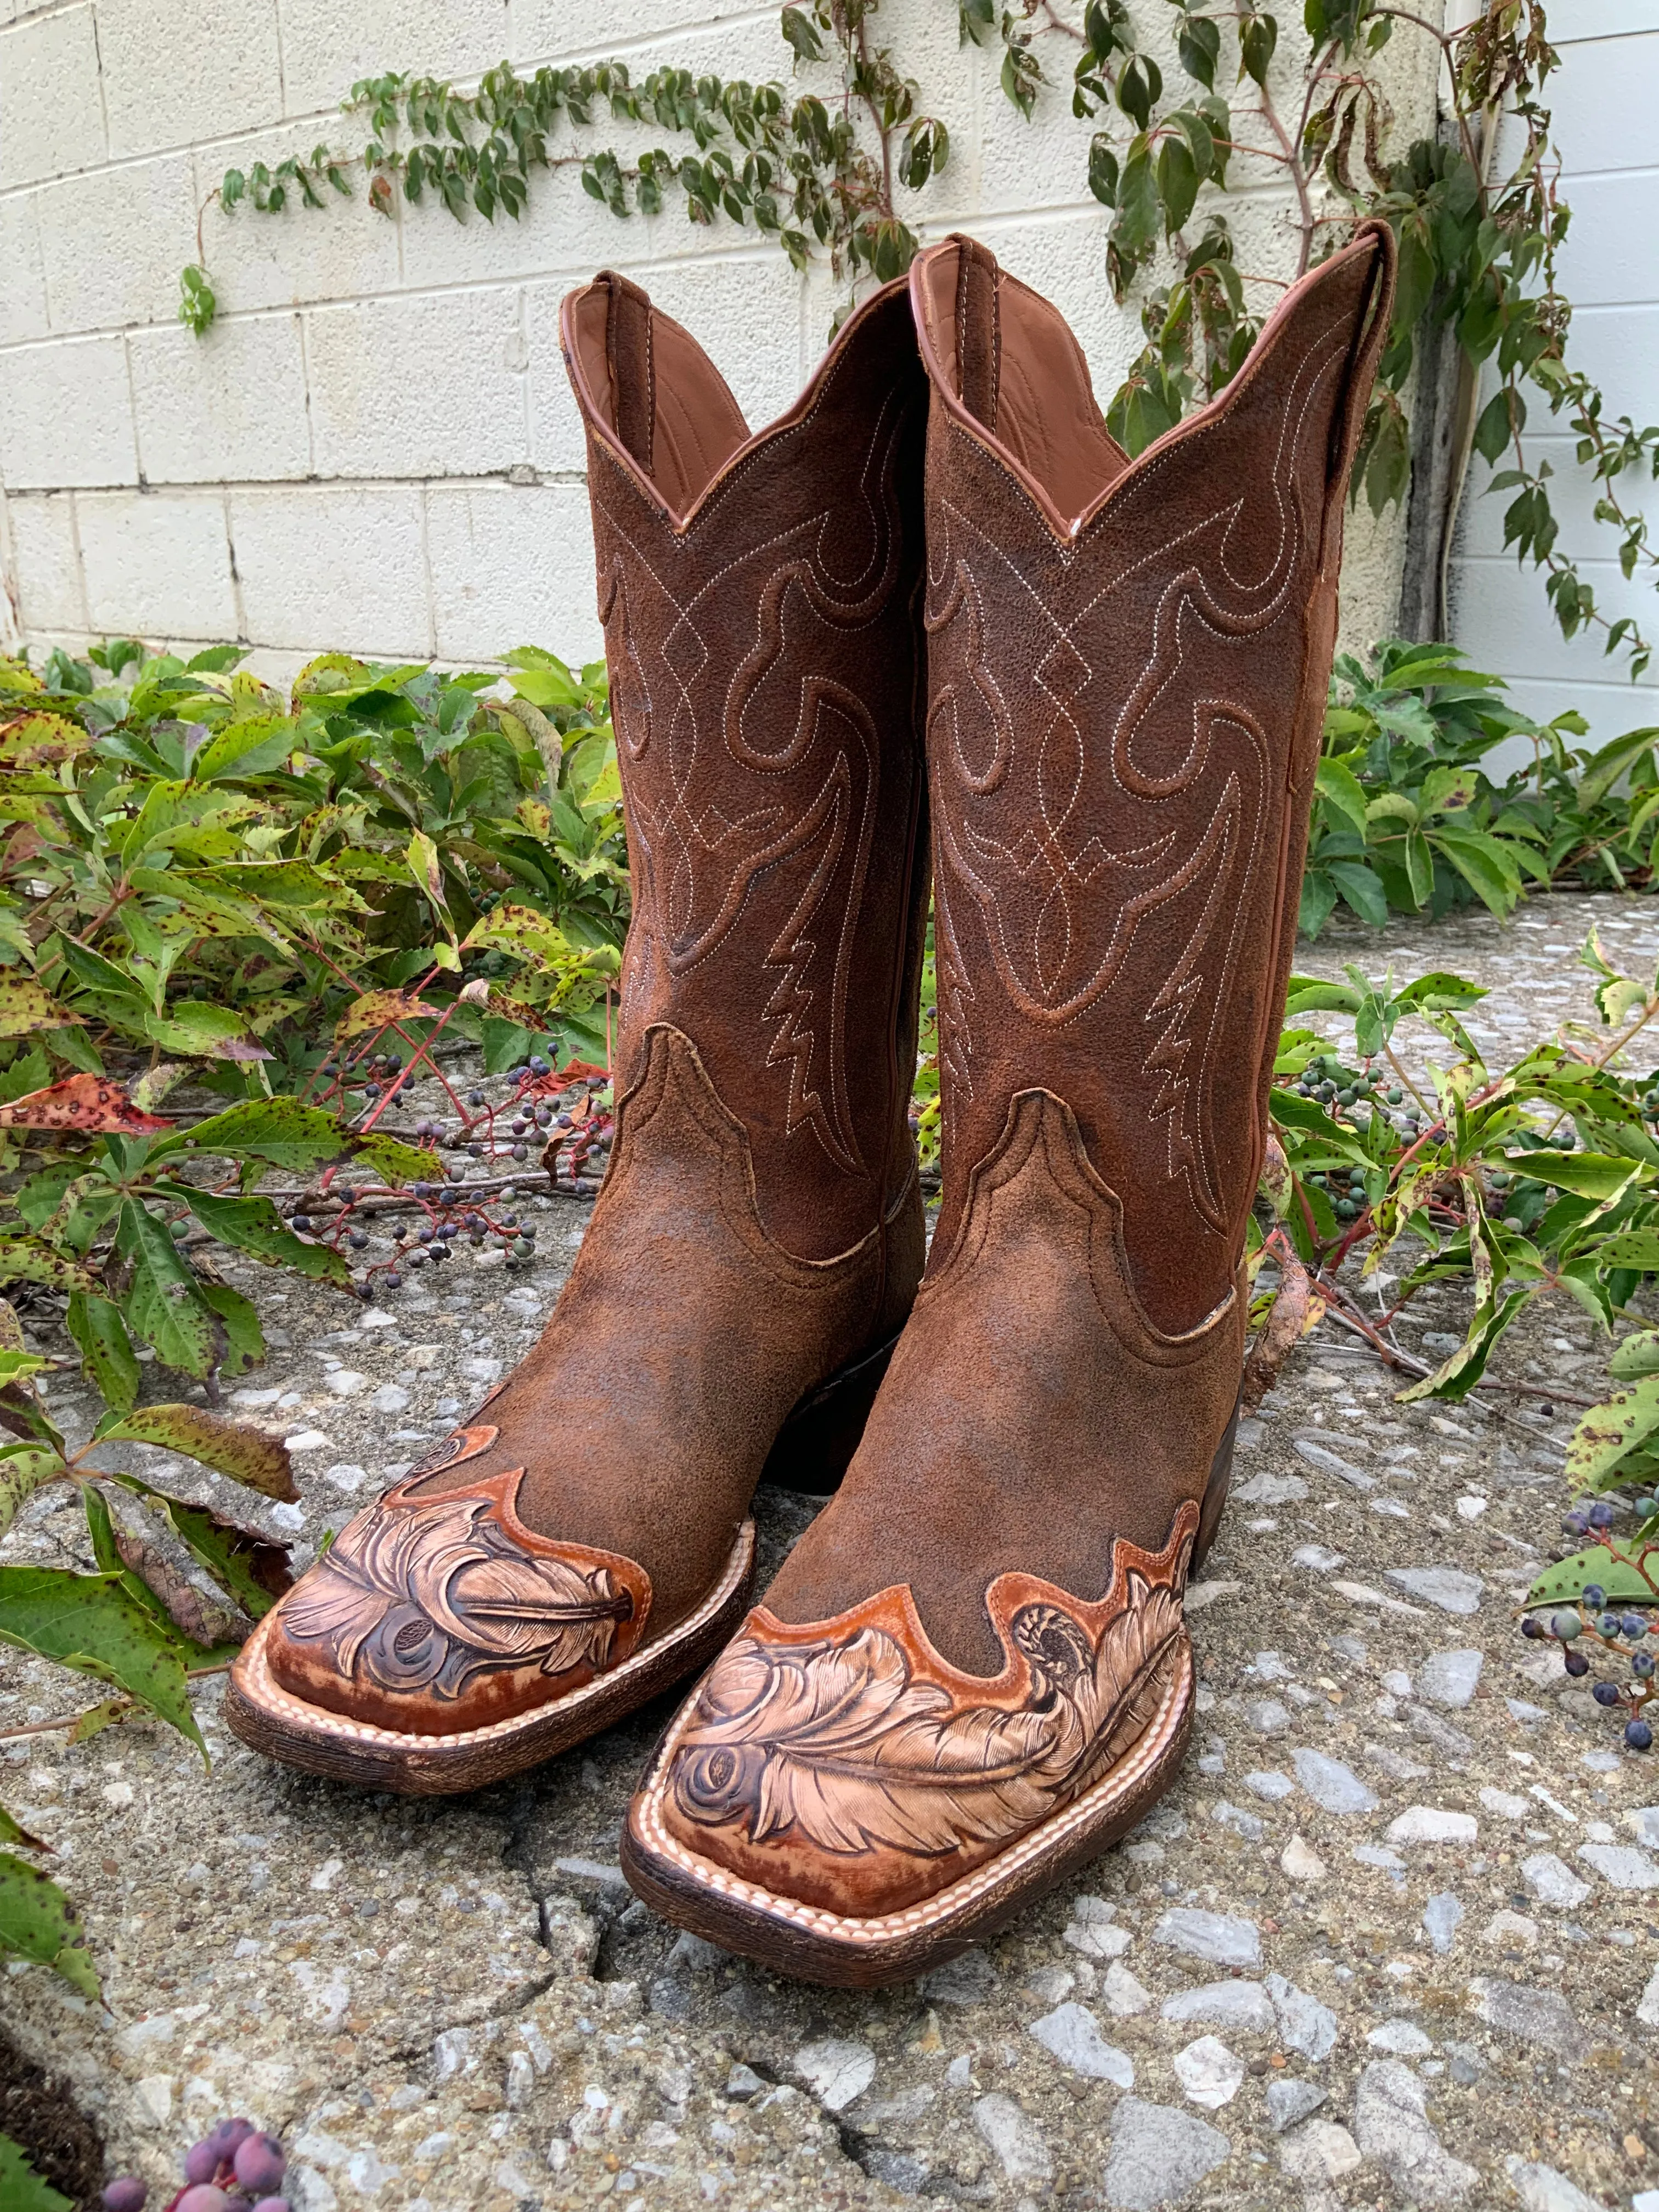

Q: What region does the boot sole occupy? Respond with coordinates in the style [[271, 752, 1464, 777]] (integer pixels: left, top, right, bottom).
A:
[[620, 1632, 1193, 1988], [223, 1520, 756, 1797]]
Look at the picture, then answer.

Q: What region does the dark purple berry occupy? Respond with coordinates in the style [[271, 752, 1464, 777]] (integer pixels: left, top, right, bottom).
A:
[[1564, 1513, 1588, 1537], [183, 2143, 221, 2186], [1629, 1718, 1655, 1751], [1637, 1652, 1656, 1678], [384, 1270, 402, 1289], [1594, 1681, 1623, 1706], [233, 2135, 286, 2194], [1521, 1616, 1544, 1639], [1624, 1613, 1649, 1638], [1582, 1584, 1606, 1612], [102, 2182, 147, 2212], [1565, 1650, 1591, 1677], [1589, 1502, 1616, 1530], [175, 2189, 230, 2212]]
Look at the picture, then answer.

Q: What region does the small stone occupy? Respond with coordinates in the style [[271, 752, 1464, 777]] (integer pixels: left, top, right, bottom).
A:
[[1211, 1800, 1264, 1841], [1504, 2154, 1601, 2212], [921, 1948, 998, 2004], [1521, 1853, 1591, 1909], [1418, 1649, 1484, 1708], [726, 2064, 765, 2098], [1278, 2120, 1362, 2186], [1292, 1544, 1344, 1572], [1467, 1977, 1590, 2063], [1184, 1579, 1241, 1613], [323, 1369, 369, 1397], [1234, 1471, 1310, 1505], [1353, 2060, 1479, 2203], [461, 1355, 503, 1383], [1244, 1770, 1295, 1801], [1280, 1834, 1327, 1882], [1445, 2041, 1482, 2086], [1385, 1566, 1484, 1615], [1353, 1843, 1407, 1871], [1101, 2098, 1230, 2210], [1102, 1962, 1153, 2017], [1387, 1807, 1478, 1844], [1265, 2077, 1327, 2132], [1629, 1805, 1659, 1848], [1577, 1842, 1659, 1890], [1150, 1908, 1261, 1970], [1294, 1439, 1375, 1489], [1173, 2035, 1243, 2110], [1244, 1698, 1292, 1735], [1637, 1961, 1659, 2027], [1422, 1893, 1464, 1955], [1262, 1973, 1336, 2061], [369, 1384, 411, 1414], [971, 2094, 1051, 2187], [1160, 1981, 1276, 2035], [283, 1430, 332, 1454], [1292, 1748, 1378, 1814], [1063, 1898, 1131, 1961], [1479, 1787, 1528, 1820], [1483, 1910, 1538, 1948], [1367, 2019, 1433, 2055], [1028, 2003, 1135, 2085], [794, 2039, 876, 2110]]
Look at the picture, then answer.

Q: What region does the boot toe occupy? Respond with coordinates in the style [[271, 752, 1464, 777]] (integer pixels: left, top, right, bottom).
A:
[[255, 1467, 653, 1739]]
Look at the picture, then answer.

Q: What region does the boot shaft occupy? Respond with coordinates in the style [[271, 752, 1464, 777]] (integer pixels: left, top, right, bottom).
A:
[[910, 225, 1395, 1334], [561, 277, 931, 1263]]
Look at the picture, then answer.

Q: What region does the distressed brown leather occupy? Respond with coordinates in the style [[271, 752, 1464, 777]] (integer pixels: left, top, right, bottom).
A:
[[647, 227, 1395, 1917], [255, 279, 931, 1748]]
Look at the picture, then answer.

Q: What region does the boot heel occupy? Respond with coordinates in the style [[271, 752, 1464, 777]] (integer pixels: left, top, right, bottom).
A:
[[760, 1330, 902, 1496], [1192, 1398, 1238, 1576]]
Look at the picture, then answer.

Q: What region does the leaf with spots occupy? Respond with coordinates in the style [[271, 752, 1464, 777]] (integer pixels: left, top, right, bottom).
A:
[[93, 1403, 297, 1502], [0, 1565, 204, 1758]]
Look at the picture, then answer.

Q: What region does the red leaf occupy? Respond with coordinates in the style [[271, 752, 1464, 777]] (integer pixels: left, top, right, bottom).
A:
[[0, 1075, 174, 1133]]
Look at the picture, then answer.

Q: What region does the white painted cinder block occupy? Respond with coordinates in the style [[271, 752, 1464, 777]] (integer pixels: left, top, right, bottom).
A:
[[228, 484, 430, 656], [130, 314, 310, 484], [0, 194, 50, 346], [36, 154, 199, 335], [192, 126, 405, 316], [305, 287, 531, 479], [276, 0, 512, 120], [6, 493, 87, 633], [427, 481, 603, 664], [0, 6, 106, 189], [0, 336, 139, 490], [76, 488, 237, 637], [94, 0, 284, 160]]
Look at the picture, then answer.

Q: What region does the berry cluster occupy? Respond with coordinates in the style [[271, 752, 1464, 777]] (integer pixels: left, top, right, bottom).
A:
[[102, 2119, 287, 2212], [1290, 1052, 1414, 1133], [1521, 1498, 1658, 1751]]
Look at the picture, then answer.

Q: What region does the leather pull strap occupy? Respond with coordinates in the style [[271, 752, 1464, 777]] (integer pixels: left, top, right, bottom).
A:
[[601, 270, 656, 478], [953, 237, 1001, 435]]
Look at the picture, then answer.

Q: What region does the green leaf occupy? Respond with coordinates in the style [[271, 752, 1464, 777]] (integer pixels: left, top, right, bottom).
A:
[[190, 714, 298, 781], [1594, 1232, 1659, 1271], [64, 1293, 140, 1415], [1324, 859, 1390, 926], [1395, 1289, 1530, 1403], [1526, 1544, 1659, 1610], [80, 1481, 178, 1636], [0, 1567, 204, 1756], [151, 1094, 349, 1172], [94, 1404, 297, 1501], [1611, 1329, 1659, 1379], [0, 1858, 98, 2002], [0, 1444, 64, 1542], [120, 1200, 216, 1377], [1566, 1373, 1659, 1488], [0, 978, 83, 1040], [1313, 757, 1369, 836], [0, 1238, 97, 1295], [197, 1280, 264, 1378], [1503, 1150, 1639, 1201], [173, 1187, 351, 1283], [351, 1130, 442, 1185], [109, 1475, 292, 1620], [144, 1002, 270, 1064]]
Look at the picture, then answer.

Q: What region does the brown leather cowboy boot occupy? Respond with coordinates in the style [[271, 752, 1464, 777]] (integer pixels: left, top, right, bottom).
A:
[[225, 275, 932, 1793], [623, 223, 1395, 1979]]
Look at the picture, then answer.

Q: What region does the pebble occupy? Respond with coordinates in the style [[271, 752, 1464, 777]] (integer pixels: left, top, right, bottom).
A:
[[1637, 1961, 1659, 2027], [1027, 2003, 1135, 2085], [1099, 2098, 1230, 2211], [1629, 1806, 1659, 1848], [1279, 2118, 1362, 2185], [1467, 1977, 1590, 2062], [1234, 1471, 1309, 1504], [369, 1384, 411, 1414], [1293, 1439, 1375, 1489], [793, 2039, 875, 2111], [1416, 1647, 1484, 1707], [1367, 2019, 1434, 2055], [1352, 2059, 1480, 2202], [1291, 1748, 1378, 1814], [1265, 2077, 1328, 2132], [1280, 1834, 1327, 1881], [1160, 1980, 1276, 2035], [1211, 1799, 1264, 1841], [1149, 1908, 1261, 1970], [1353, 1843, 1407, 1871], [1265, 1973, 1338, 2061], [1504, 2155, 1602, 2212], [1422, 1892, 1464, 1955], [1387, 1807, 1477, 1844], [1484, 1910, 1539, 1948], [1578, 1842, 1659, 1890], [323, 1369, 369, 1397], [1385, 1565, 1483, 1614], [1478, 1787, 1529, 1820], [1062, 1899, 1131, 1962], [971, 2094, 1051, 2187], [1172, 2035, 1243, 2109], [921, 1949, 999, 2004], [1101, 1963, 1153, 2017], [1522, 1858, 1601, 1911], [1291, 1544, 1344, 1572], [1244, 1698, 1292, 1735], [1244, 1770, 1295, 1801]]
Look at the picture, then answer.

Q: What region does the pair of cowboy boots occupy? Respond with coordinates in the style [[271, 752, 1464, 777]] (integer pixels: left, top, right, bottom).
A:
[[227, 221, 1394, 1987]]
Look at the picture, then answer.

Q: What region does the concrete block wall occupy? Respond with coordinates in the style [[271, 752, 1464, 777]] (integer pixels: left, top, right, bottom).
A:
[[0, 0, 1437, 681]]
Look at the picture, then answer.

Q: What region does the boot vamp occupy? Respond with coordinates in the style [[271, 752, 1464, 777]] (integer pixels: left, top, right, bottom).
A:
[[262, 1027, 886, 1736], [654, 1089, 1242, 1912]]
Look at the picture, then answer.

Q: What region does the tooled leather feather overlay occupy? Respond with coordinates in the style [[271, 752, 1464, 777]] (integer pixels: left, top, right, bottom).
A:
[[668, 1506, 1194, 1858], [278, 1468, 650, 1702]]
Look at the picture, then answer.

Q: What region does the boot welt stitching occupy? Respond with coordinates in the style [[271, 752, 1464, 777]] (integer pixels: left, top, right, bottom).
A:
[[231, 1520, 755, 1753], [630, 1630, 1192, 1945]]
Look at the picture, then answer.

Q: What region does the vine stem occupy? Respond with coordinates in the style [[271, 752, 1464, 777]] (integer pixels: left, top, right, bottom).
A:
[[0, 1662, 233, 1747]]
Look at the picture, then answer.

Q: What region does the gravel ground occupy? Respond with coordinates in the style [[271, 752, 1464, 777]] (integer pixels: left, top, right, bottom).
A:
[[8, 891, 1659, 2212]]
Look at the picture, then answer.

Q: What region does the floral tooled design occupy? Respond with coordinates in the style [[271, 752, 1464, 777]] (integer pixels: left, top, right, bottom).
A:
[[667, 1509, 1193, 1860], [276, 1472, 650, 1703]]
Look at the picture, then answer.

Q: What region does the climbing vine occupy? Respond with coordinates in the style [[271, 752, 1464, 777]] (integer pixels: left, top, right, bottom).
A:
[[178, 1, 1656, 679]]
